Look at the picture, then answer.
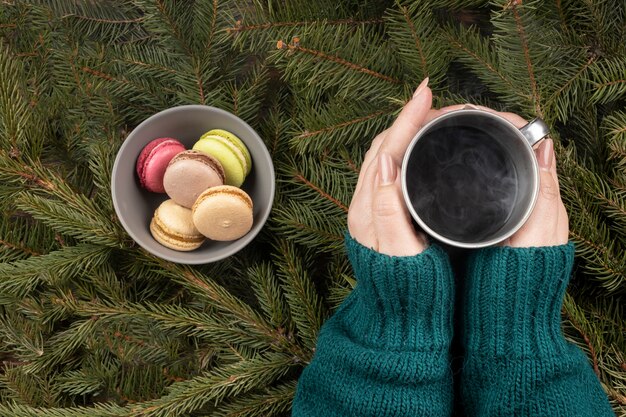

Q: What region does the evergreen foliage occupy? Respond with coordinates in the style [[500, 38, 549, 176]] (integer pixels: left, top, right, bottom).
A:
[[0, 0, 624, 415]]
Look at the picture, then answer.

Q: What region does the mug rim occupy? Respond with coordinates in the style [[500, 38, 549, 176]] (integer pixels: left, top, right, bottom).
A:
[[401, 108, 540, 248]]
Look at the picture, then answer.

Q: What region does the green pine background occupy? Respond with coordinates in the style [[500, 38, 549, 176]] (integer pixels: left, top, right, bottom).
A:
[[0, 0, 624, 416]]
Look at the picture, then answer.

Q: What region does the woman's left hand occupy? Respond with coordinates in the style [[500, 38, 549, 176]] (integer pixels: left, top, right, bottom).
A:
[[347, 79, 433, 256]]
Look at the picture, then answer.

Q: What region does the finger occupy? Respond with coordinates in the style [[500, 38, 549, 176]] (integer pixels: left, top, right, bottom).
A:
[[509, 139, 565, 247], [536, 138, 568, 244], [357, 107, 440, 194], [423, 108, 445, 125], [355, 130, 388, 195], [378, 78, 433, 165], [536, 138, 560, 197], [348, 158, 379, 248], [372, 153, 426, 256], [510, 169, 562, 247]]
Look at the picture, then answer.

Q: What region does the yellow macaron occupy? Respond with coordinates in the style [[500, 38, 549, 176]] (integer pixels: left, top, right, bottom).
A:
[[192, 129, 251, 187]]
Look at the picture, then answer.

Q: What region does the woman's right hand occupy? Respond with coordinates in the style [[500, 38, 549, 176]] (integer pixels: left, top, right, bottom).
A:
[[435, 104, 569, 247]]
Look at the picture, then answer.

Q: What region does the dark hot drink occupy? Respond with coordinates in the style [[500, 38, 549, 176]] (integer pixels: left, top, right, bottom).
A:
[[402, 110, 548, 247]]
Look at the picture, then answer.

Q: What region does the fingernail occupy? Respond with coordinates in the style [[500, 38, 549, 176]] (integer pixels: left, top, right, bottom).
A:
[[463, 104, 479, 110], [538, 138, 553, 170], [379, 153, 396, 185], [412, 77, 429, 99]]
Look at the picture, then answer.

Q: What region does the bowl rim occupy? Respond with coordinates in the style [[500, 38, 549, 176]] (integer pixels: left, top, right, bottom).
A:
[[111, 104, 275, 264]]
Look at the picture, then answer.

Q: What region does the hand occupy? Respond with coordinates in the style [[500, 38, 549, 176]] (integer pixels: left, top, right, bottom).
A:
[[509, 136, 569, 247], [347, 78, 433, 256], [438, 104, 569, 247]]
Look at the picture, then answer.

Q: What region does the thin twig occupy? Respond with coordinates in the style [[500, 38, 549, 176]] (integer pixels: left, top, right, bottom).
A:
[[60, 14, 144, 24], [0, 239, 41, 256], [293, 173, 349, 213], [400, 6, 428, 80], [227, 17, 383, 33], [563, 309, 600, 377], [277, 39, 401, 84], [510, 1, 542, 116], [296, 108, 394, 140]]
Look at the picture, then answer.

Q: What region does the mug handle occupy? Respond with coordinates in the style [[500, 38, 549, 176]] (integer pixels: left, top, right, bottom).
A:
[[519, 118, 550, 147]]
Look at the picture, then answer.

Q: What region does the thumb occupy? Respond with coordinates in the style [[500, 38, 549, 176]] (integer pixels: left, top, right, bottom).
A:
[[508, 139, 563, 247], [373, 153, 426, 256]]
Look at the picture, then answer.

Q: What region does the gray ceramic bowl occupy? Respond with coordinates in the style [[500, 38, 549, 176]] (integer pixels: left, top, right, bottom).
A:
[[111, 105, 275, 264]]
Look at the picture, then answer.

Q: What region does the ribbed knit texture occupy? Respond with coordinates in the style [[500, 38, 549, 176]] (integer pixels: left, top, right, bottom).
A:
[[291, 234, 454, 416], [460, 243, 614, 416]]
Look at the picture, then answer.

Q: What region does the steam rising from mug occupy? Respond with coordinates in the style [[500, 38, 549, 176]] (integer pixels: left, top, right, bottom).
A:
[[406, 125, 518, 243]]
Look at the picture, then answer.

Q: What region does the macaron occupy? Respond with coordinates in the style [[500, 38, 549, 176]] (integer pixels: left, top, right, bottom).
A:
[[150, 199, 205, 251], [136, 138, 186, 193], [163, 150, 225, 208], [192, 185, 253, 241], [192, 129, 251, 187]]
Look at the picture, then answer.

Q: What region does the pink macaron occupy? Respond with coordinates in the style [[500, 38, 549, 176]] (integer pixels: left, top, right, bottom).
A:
[[136, 138, 186, 193]]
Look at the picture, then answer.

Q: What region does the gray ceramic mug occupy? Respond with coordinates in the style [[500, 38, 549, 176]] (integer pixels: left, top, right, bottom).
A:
[[401, 108, 550, 248]]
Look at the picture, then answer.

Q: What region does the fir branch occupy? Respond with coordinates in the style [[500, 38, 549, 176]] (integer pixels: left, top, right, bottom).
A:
[[111, 58, 177, 75], [16, 192, 122, 247], [290, 100, 397, 154], [273, 240, 326, 354], [0, 313, 44, 361], [22, 318, 100, 374], [295, 108, 393, 141], [153, 0, 193, 56], [247, 263, 292, 331], [508, 0, 541, 115], [399, 5, 428, 80], [270, 200, 346, 252], [562, 294, 626, 409], [0, 43, 46, 157], [213, 380, 297, 417], [149, 0, 206, 103], [603, 111, 626, 172], [590, 58, 626, 104], [60, 14, 145, 24], [127, 352, 297, 417], [80, 66, 179, 97], [76, 300, 278, 351], [545, 55, 596, 122], [227, 17, 383, 33], [276, 38, 402, 84], [0, 402, 126, 417], [55, 370, 103, 397], [0, 238, 42, 257], [385, 2, 453, 85], [0, 244, 110, 300], [293, 172, 349, 213], [444, 25, 522, 98], [144, 258, 307, 358], [278, 155, 357, 241]]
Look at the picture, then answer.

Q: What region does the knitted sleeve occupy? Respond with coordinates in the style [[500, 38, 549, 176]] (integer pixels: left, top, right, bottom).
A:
[[291, 234, 455, 417], [460, 243, 614, 416]]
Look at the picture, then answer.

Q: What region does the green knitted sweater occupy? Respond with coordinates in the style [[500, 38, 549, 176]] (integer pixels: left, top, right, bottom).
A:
[[291, 234, 613, 416]]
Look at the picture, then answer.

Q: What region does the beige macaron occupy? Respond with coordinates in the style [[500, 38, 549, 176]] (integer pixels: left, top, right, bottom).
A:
[[191, 185, 253, 241], [150, 199, 205, 251], [163, 150, 225, 208]]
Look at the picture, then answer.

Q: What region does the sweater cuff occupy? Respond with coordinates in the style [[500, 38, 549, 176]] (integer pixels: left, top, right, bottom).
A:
[[343, 233, 454, 351], [462, 243, 575, 359]]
